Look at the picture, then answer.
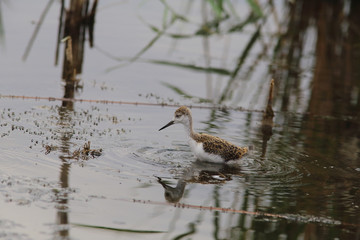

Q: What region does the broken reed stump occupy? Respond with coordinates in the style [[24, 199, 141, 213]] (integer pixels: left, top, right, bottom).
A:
[[261, 79, 275, 157], [56, 0, 98, 80], [61, 36, 77, 108], [264, 79, 275, 119], [62, 36, 77, 82]]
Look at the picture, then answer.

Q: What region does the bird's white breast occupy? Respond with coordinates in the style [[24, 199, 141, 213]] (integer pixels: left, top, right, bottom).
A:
[[188, 138, 224, 163]]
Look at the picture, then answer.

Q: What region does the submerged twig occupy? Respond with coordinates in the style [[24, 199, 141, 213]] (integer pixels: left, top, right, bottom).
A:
[[127, 197, 358, 228], [0, 94, 265, 113], [73, 223, 164, 233]]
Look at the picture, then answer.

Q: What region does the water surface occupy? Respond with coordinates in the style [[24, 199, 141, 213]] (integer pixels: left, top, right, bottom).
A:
[[1, 1, 360, 239]]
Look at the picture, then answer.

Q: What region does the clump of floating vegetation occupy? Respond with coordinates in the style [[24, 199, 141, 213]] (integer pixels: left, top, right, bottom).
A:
[[44, 141, 102, 160], [71, 141, 102, 160]]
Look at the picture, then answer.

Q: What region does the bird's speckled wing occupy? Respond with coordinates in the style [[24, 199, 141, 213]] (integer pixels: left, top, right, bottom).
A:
[[193, 133, 249, 161]]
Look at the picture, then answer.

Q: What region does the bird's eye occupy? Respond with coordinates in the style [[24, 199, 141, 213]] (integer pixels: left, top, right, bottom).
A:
[[175, 114, 181, 118]]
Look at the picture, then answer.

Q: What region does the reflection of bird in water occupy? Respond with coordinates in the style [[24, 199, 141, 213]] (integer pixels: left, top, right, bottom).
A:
[[157, 161, 242, 203], [159, 106, 252, 163], [157, 177, 186, 203]]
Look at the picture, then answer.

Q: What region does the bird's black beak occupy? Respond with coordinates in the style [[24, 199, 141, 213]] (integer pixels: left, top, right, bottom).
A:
[[159, 120, 174, 131]]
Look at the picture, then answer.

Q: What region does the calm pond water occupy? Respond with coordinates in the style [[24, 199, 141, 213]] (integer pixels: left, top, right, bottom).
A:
[[1, 1, 360, 240]]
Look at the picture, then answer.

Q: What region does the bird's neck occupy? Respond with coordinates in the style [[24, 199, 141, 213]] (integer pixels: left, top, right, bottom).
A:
[[182, 115, 196, 139]]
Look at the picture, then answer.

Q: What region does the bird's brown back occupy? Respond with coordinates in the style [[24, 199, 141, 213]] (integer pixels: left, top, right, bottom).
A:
[[192, 133, 249, 161]]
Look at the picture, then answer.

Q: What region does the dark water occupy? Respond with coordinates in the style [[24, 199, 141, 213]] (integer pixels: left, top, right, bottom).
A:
[[1, 1, 360, 240]]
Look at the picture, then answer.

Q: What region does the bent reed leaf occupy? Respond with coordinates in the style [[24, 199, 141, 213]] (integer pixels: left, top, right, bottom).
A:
[[162, 82, 212, 103]]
